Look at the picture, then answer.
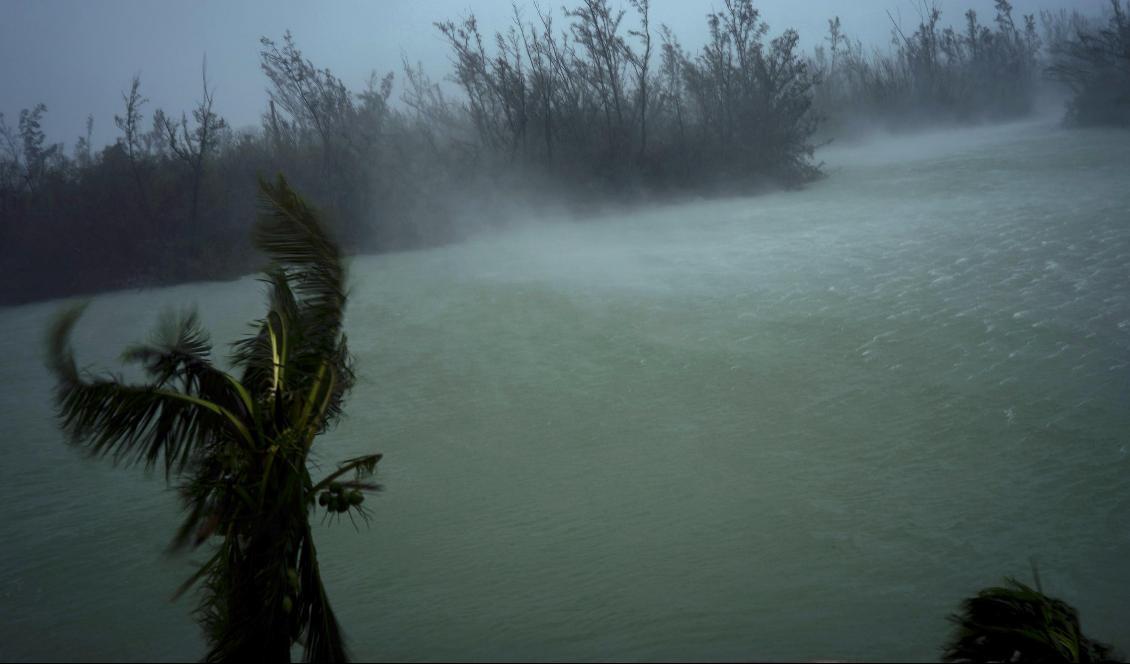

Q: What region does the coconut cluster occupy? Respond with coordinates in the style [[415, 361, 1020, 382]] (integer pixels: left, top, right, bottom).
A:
[[318, 481, 363, 513]]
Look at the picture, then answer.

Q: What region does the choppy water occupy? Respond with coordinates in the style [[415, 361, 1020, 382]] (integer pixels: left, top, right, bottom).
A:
[[2, 119, 1128, 661]]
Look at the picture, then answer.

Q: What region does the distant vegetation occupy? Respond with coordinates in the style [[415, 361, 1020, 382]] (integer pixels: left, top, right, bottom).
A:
[[811, 0, 1043, 132], [435, 0, 822, 192], [811, 0, 1129, 132], [1046, 0, 1130, 127], [0, 0, 1125, 306]]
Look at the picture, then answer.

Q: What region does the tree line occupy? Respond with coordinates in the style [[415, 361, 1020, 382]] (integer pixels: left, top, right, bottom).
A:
[[2, 0, 1127, 305], [810, 0, 1043, 131]]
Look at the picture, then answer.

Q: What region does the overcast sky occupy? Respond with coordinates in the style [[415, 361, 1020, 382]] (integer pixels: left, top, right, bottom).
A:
[[0, 0, 1108, 149]]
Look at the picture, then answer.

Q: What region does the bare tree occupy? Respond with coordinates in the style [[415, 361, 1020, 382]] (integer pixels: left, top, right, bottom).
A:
[[0, 112, 21, 221], [162, 59, 227, 225], [627, 0, 652, 163], [259, 32, 361, 176], [11, 104, 61, 195], [567, 0, 629, 155], [0, 112, 24, 192], [517, 3, 558, 166], [437, 14, 507, 151], [115, 75, 152, 217], [73, 115, 94, 169]]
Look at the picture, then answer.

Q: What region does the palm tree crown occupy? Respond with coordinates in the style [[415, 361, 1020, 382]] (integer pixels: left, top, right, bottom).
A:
[[943, 577, 1117, 663], [47, 175, 378, 662]]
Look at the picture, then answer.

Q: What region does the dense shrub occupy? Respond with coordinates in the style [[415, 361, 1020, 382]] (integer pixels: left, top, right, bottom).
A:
[[435, 0, 822, 188], [1046, 0, 1130, 127]]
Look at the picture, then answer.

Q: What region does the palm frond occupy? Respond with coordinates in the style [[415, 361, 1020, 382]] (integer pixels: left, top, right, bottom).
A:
[[48, 177, 375, 663], [234, 177, 356, 433], [232, 269, 296, 404], [254, 174, 347, 351], [120, 309, 213, 387], [48, 305, 253, 476], [943, 578, 1117, 663], [311, 454, 383, 496]]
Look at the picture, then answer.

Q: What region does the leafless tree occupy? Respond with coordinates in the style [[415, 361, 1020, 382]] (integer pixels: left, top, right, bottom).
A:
[[162, 59, 227, 225]]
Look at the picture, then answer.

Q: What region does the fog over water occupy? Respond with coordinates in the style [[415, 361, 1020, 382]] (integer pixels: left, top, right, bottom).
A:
[[1, 117, 1128, 660]]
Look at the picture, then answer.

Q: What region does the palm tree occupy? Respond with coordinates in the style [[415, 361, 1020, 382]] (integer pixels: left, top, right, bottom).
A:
[[943, 576, 1118, 663], [47, 175, 379, 662]]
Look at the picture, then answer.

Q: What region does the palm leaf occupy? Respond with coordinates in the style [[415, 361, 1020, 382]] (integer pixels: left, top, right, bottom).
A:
[[943, 578, 1118, 663], [231, 269, 296, 406], [254, 174, 347, 351], [311, 454, 383, 496], [233, 176, 355, 433], [47, 177, 377, 663], [48, 305, 253, 476], [120, 309, 213, 387]]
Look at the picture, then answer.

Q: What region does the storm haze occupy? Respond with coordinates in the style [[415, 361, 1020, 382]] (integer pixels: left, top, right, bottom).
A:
[[1, 0, 1128, 661]]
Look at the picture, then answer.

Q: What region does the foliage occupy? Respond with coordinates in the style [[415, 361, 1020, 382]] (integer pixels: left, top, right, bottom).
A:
[[811, 1, 1043, 131], [47, 176, 378, 662], [436, 0, 821, 187], [1046, 0, 1130, 127], [4, 1, 1115, 307], [160, 60, 228, 225], [943, 577, 1119, 663]]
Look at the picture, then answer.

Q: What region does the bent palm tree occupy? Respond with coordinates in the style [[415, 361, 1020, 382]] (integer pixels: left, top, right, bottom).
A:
[[47, 175, 378, 662]]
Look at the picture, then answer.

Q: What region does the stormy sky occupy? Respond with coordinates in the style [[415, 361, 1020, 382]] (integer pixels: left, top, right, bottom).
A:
[[1, 0, 1109, 149]]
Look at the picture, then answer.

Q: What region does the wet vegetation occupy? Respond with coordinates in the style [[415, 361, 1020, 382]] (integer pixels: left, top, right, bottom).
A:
[[943, 577, 1120, 663], [46, 177, 379, 662], [811, 0, 1043, 132], [1046, 0, 1130, 127], [1, 0, 1126, 307], [435, 0, 822, 192]]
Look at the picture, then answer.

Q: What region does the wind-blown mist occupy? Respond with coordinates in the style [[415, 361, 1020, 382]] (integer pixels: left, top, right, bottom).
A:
[[3, 1, 1127, 307], [2, 117, 1127, 660]]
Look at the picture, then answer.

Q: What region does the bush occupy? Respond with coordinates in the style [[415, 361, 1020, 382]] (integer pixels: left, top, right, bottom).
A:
[[1046, 0, 1130, 127]]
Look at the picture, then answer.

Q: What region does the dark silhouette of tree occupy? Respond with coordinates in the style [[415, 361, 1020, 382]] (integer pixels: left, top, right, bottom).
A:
[[515, 5, 558, 167], [436, 14, 507, 153], [673, 0, 820, 183], [567, 0, 629, 158], [944, 576, 1119, 663], [162, 59, 227, 226], [258, 32, 393, 246], [1047, 0, 1130, 126], [811, 1, 1044, 129], [73, 114, 94, 169], [626, 0, 652, 164], [115, 75, 153, 218], [6, 103, 62, 195], [47, 176, 379, 663], [0, 112, 22, 194]]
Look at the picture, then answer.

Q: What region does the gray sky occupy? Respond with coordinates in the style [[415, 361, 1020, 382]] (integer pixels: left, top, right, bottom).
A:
[[1, 0, 1108, 149]]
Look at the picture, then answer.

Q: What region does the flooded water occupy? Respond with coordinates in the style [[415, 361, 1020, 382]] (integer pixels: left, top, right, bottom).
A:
[[2, 118, 1128, 661]]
